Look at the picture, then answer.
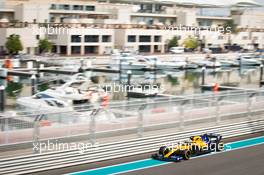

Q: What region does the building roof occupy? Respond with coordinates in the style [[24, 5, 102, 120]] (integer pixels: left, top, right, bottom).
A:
[[110, 0, 262, 7]]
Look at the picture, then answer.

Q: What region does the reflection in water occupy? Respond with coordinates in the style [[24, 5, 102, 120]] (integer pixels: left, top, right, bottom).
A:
[[38, 82, 49, 92], [167, 75, 179, 86], [5, 81, 23, 97], [1, 66, 262, 108]]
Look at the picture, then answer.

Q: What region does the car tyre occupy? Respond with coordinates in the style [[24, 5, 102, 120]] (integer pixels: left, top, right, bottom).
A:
[[181, 150, 191, 160]]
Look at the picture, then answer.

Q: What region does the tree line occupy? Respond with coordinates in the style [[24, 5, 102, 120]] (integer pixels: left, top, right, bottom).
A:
[[5, 34, 53, 55]]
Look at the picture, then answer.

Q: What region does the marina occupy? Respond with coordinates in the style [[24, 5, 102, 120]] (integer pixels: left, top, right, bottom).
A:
[[0, 52, 263, 112]]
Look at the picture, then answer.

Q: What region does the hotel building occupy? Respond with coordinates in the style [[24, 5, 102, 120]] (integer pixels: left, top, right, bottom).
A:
[[0, 0, 263, 55]]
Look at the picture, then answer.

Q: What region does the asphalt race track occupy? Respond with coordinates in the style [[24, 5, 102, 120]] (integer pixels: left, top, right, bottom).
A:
[[119, 143, 264, 175], [32, 133, 264, 175]]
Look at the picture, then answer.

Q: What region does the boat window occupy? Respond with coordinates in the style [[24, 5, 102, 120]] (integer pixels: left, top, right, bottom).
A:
[[138, 59, 146, 62], [69, 82, 83, 88], [88, 86, 99, 91], [45, 100, 55, 106], [34, 93, 53, 99], [76, 75, 86, 80], [53, 100, 65, 108]]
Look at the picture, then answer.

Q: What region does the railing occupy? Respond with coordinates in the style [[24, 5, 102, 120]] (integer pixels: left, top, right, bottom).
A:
[[0, 119, 263, 174], [0, 22, 263, 32], [1, 89, 264, 146]]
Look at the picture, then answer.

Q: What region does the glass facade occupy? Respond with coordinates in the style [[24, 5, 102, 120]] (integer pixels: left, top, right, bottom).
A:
[[50, 4, 95, 11], [73, 5, 83, 11], [139, 35, 151, 42], [85, 35, 99, 42], [127, 35, 136, 42], [139, 45, 151, 52], [154, 36, 161, 42], [71, 46, 81, 54], [86, 6, 95, 11], [58, 4, 70, 10], [102, 35, 111, 42], [197, 8, 230, 17], [71, 35, 81, 43]]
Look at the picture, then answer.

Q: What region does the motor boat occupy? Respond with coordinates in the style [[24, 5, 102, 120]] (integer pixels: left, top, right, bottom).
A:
[[237, 56, 261, 66], [219, 59, 239, 67], [139, 56, 187, 69], [16, 93, 117, 123], [109, 61, 147, 70], [17, 80, 116, 123], [144, 72, 167, 79], [192, 60, 221, 68], [110, 56, 148, 70], [61, 73, 91, 83], [170, 60, 188, 69], [16, 93, 73, 113], [42, 58, 93, 71], [185, 62, 199, 69], [41, 80, 108, 106], [172, 57, 198, 69]]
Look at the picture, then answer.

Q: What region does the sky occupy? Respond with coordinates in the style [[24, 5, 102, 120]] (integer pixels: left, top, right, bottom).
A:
[[256, 0, 264, 4], [255, 0, 264, 10]]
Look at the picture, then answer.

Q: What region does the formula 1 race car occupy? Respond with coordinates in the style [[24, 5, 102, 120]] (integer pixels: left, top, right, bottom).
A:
[[152, 133, 224, 161]]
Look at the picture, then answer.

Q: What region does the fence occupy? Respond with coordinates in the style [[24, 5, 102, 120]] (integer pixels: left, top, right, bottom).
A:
[[1, 89, 264, 146], [0, 119, 263, 175]]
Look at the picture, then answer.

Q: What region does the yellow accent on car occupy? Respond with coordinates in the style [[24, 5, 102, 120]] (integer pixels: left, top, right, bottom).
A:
[[163, 136, 209, 158]]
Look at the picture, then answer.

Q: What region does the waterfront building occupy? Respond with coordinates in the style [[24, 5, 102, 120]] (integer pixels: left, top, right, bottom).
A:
[[0, 0, 263, 55]]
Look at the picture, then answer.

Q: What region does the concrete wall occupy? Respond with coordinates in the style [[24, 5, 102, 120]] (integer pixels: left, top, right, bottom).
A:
[[176, 8, 196, 26], [232, 10, 264, 28], [14, 3, 50, 23], [49, 28, 115, 55], [0, 27, 40, 54]]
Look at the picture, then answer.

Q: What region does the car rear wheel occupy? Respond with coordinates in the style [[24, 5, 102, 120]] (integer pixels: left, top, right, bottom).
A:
[[181, 150, 191, 160], [158, 146, 167, 155]]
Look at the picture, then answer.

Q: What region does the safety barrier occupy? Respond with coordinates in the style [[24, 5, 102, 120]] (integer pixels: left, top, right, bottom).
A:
[[0, 118, 263, 174], [1, 89, 264, 146]]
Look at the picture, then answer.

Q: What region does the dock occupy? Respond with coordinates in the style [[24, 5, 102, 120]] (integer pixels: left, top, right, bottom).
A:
[[0, 67, 120, 78], [200, 85, 249, 91]]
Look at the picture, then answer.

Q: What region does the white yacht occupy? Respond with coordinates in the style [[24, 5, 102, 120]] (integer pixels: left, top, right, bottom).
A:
[[140, 56, 187, 69], [172, 57, 198, 69], [41, 80, 107, 106], [16, 93, 73, 112], [144, 72, 167, 79], [192, 60, 221, 68], [16, 93, 117, 123], [61, 73, 91, 83], [219, 59, 239, 67], [237, 56, 261, 66], [185, 62, 199, 69], [43, 58, 93, 71], [110, 56, 148, 70]]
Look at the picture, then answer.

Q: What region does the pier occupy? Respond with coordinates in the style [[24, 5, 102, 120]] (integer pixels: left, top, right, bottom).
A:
[[0, 67, 120, 78]]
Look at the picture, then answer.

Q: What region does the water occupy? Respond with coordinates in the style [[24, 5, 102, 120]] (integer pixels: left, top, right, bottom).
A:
[[0, 66, 262, 109], [100, 66, 262, 95]]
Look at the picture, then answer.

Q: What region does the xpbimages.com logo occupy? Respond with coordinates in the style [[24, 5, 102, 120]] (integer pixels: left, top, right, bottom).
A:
[[33, 140, 99, 154], [163, 141, 231, 152]]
